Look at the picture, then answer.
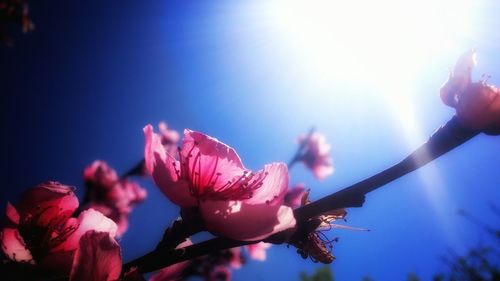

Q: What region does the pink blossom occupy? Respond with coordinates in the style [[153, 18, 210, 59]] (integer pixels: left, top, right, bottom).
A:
[[440, 50, 500, 134], [144, 125, 296, 241], [228, 247, 244, 269], [245, 242, 272, 261], [297, 132, 334, 180], [69, 231, 122, 281], [83, 160, 147, 237], [158, 121, 180, 147], [0, 182, 117, 277], [284, 183, 307, 209], [149, 239, 193, 281], [205, 266, 232, 281]]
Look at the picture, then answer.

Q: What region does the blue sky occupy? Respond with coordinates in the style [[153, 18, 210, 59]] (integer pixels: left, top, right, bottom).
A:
[[1, 1, 499, 280]]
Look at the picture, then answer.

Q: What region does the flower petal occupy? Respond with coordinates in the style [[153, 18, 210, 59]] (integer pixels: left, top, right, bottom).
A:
[[0, 228, 34, 263], [51, 208, 117, 253], [246, 242, 272, 261], [180, 130, 248, 198], [16, 182, 79, 228], [5, 202, 20, 225], [69, 231, 122, 281], [200, 200, 296, 241], [83, 160, 119, 189], [284, 184, 307, 209], [243, 163, 288, 206], [145, 125, 197, 208]]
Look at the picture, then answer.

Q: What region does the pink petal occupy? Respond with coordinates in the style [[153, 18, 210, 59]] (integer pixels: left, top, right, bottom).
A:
[[86, 204, 129, 238], [229, 247, 243, 269], [51, 208, 117, 253], [144, 125, 197, 208], [16, 182, 79, 228], [243, 163, 288, 206], [5, 202, 20, 225], [158, 121, 180, 145], [313, 164, 334, 181], [83, 160, 119, 189], [284, 184, 307, 209], [69, 231, 122, 281], [0, 228, 34, 264], [149, 239, 193, 281], [180, 130, 249, 199], [200, 200, 296, 241], [246, 242, 271, 261]]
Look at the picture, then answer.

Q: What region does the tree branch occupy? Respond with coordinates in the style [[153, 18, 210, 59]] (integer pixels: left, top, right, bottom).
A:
[[123, 116, 481, 275]]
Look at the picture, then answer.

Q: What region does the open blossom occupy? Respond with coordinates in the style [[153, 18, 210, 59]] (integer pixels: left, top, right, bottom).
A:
[[0, 182, 117, 277], [440, 50, 500, 135], [144, 125, 296, 241], [297, 132, 334, 180], [83, 160, 147, 237]]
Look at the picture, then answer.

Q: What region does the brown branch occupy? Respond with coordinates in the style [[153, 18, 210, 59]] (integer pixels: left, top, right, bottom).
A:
[[123, 116, 481, 275]]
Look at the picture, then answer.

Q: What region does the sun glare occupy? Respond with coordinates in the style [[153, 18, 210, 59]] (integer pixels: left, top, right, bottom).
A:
[[257, 0, 481, 245]]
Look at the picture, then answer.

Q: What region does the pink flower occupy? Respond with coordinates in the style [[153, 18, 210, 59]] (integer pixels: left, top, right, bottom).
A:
[[83, 160, 147, 237], [440, 50, 500, 135], [144, 126, 296, 241], [245, 242, 272, 261], [158, 121, 180, 147], [0, 182, 117, 277], [228, 247, 244, 269], [69, 231, 122, 281], [284, 183, 308, 209], [205, 266, 232, 281], [297, 132, 334, 180]]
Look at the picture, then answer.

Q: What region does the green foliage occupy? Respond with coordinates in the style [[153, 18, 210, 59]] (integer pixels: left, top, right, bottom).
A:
[[300, 266, 334, 281]]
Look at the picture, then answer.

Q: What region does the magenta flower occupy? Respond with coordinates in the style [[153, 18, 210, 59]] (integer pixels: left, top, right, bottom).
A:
[[246, 242, 272, 261], [440, 50, 500, 135], [0, 182, 117, 277], [83, 160, 147, 237], [158, 121, 180, 146], [69, 231, 122, 281], [144, 125, 296, 241], [297, 132, 334, 180], [284, 183, 308, 209]]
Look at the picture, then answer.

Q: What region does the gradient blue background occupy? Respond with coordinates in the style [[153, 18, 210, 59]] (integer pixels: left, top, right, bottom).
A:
[[1, 1, 499, 280]]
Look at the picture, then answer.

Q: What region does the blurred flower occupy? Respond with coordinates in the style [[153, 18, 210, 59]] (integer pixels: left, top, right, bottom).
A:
[[297, 132, 334, 180], [0, 182, 117, 277], [83, 160, 147, 237], [245, 242, 272, 261], [206, 266, 232, 281], [440, 50, 500, 135], [144, 125, 296, 241], [284, 183, 308, 209], [69, 231, 121, 281], [158, 121, 180, 148], [0, 0, 34, 46]]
